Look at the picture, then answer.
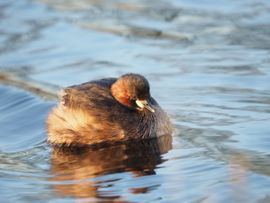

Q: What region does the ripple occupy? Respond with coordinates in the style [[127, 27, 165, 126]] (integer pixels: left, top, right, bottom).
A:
[[0, 85, 53, 152]]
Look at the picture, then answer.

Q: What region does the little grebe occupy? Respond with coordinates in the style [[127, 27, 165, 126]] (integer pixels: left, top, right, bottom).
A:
[[47, 73, 172, 146]]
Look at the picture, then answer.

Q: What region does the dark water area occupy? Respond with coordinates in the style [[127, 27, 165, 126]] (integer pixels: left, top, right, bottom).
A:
[[1, 0, 270, 202]]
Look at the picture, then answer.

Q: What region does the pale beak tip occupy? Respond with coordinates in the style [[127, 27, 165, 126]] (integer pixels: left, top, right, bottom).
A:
[[148, 107, 155, 113]]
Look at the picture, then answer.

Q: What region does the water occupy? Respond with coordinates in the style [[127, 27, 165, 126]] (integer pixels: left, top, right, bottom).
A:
[[0, 0, 270, 202]]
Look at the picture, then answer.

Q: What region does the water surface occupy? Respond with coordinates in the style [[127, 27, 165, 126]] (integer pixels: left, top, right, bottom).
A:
[[0, 0, 270, 202]]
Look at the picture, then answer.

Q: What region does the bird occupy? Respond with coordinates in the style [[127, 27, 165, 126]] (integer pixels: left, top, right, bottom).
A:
[[47, 73, 172, 146]]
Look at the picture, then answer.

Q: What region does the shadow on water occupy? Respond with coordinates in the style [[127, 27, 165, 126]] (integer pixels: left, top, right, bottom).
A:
[[49, 134, 172, 201]]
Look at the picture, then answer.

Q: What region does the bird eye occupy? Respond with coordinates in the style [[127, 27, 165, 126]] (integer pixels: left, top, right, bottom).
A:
[[129, 95, 136, 101], [130, 97, 137, 106]]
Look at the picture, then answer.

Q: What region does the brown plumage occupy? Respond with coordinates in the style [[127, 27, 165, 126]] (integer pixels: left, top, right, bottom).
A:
[[47, 73, 172, 146]]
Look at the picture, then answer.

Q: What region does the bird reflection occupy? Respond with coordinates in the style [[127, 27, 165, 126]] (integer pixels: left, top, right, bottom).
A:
[[49, 135, 172, 201]]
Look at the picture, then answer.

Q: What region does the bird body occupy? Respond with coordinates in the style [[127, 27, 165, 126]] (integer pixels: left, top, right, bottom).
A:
[[47, 74, 172, 146]]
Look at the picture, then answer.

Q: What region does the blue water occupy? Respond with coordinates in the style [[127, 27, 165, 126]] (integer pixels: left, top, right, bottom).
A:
[[0, 0, 270, 202]]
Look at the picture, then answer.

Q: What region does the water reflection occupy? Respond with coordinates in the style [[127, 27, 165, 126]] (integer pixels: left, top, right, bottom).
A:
[[50, 135, 172, 200]]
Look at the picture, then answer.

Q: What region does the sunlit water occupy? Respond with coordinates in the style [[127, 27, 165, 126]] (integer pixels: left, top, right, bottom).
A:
[[1, 0, 270, 202]]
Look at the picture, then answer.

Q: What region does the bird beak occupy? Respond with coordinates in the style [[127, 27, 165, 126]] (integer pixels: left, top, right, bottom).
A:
[[135, 100, 155, 113]]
